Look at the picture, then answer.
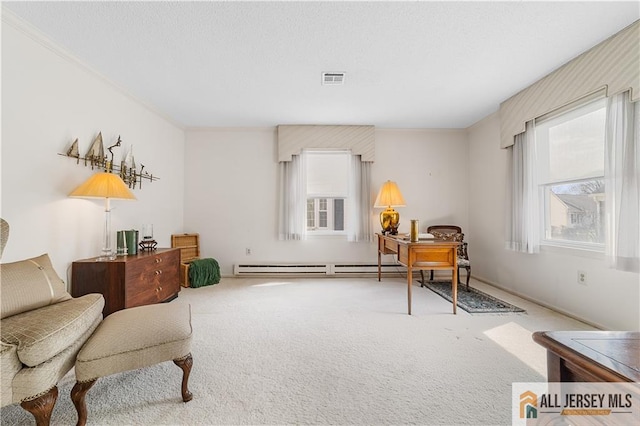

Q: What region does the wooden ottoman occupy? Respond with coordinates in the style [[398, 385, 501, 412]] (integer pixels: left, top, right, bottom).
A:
[[71, 303, 193, 425]]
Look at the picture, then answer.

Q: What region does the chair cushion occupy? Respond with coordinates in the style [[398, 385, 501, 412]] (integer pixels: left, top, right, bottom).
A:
[[1, 253, 71, 319], [457, 257, 470, 267], [0, 294, 104, 367], [11, 316, 102, 404]]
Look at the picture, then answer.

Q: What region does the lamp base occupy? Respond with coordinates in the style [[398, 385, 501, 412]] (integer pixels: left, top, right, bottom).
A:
[[380, 208, 400, 235]]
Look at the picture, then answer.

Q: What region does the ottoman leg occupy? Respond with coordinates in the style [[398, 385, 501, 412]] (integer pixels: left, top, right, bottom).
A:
[[20, 386, 58, 426], [173, 353, 193, 402], [71, 379, 96, 426]]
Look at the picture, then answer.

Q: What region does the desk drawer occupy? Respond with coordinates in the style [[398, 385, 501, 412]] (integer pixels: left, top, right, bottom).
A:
[[382, 238, 399, 254], [399, 245, 456, 267]]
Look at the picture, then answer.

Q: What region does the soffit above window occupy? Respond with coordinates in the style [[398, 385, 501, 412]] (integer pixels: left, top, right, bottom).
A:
[[500, 20, 639, 149], [277, 125, 375, 162]]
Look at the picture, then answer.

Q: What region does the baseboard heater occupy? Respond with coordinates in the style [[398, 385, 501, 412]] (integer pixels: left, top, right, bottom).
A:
[[233, 263, 402, 277]]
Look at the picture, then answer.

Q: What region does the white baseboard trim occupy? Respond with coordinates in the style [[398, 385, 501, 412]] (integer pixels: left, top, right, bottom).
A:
[[472, 274, 606, 330]]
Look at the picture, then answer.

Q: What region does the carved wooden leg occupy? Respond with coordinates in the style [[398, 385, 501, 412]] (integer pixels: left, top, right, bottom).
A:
[[466, 266, 471, 291], [419, 270, 425, 287], [71, 379, 96, 426], [173, 353, 193, 402], [20, 386, 58, 426]]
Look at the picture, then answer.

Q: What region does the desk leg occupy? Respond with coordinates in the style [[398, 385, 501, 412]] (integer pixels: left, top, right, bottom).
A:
[[377, 250, 381, 282], [407, 266, 412, 315], [452, 267, 458, 315]]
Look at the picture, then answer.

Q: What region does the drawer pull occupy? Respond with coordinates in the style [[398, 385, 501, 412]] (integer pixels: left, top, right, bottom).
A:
[[155, 258, 163, 263], [155, 270, 163, 275]]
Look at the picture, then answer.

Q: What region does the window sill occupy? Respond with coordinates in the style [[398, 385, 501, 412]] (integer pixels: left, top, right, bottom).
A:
[[540, 242, 605, 259], [306, 232, 347, 240]]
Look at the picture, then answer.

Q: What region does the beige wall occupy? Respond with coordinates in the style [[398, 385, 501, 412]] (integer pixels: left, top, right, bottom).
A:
[[1, 14, 185, 279], [184, 127, 469, 274], [467, 113, 639, 330]]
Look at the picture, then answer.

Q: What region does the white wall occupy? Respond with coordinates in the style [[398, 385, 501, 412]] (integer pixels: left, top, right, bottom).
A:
[[184, 128, 468, 275], [1, 15, 185, 281], [467, 112, 640, 330]]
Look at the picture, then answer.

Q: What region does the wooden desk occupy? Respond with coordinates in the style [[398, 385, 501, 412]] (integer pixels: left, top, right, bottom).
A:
[[533, 331, 640, 382], [377, 233, 459, 315]]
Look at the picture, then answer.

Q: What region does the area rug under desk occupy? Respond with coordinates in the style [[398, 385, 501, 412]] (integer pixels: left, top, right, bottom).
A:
[[423, 281, 526, 313]]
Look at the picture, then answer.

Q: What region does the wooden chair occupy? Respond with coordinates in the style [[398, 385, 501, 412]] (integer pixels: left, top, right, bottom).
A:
[[419, 225, 471, 291]]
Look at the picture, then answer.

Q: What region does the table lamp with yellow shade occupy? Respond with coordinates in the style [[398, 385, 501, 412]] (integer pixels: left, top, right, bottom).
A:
[[374, 180, 406, 235], [69, 172, 136, 260]]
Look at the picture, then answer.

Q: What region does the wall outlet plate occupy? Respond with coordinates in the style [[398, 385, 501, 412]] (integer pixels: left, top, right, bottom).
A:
[[577, 270, 587, 285]]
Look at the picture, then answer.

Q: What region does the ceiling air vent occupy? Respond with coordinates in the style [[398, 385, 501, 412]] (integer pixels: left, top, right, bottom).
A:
[[322, 72, 345, 85]]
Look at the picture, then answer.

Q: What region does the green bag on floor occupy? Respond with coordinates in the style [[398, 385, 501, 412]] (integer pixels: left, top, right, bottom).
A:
[[188, 258, 220, 288]]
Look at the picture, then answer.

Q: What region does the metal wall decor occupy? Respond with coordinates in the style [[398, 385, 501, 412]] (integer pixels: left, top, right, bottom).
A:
[[59, 132, 159, 189]]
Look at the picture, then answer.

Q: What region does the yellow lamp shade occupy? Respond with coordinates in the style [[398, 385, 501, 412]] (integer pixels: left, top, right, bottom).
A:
[[374, 180, 406, 208], [69, 172, 136, 200]]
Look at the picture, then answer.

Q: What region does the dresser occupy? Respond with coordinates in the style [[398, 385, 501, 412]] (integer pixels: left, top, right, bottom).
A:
[[72, 248, 181, 316]]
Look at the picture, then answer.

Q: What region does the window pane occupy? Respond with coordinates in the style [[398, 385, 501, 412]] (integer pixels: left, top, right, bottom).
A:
[[334, 199, 344, 231], [537, 99, 606, 184], [307, 199, 315, 228], [306, 152, 349, 234], [306, 152, 350, 196], [319, 212, 327, 228], [546, 179, 605, 244], [536, 97, 606, 249]]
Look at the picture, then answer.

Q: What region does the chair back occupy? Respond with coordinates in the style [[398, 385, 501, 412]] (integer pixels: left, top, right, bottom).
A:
[[427, 225, 465, 258], [427, 225, 462, 235]]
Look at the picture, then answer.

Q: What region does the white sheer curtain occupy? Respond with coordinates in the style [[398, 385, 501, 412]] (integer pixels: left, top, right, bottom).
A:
[[347, 155, 373, 242], [278, 152, 307, 240], [506, 120, 540, 253], [604, 91, 639, 272]]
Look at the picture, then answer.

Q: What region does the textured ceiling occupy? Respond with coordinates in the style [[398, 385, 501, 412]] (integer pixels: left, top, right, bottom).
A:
[[3, 1, 639, 129]]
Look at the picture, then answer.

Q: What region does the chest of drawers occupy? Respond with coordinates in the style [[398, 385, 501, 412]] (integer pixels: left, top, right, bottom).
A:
[[72, 248, 180, 316]]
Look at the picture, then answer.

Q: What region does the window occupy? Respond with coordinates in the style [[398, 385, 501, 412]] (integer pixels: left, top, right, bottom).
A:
[[305, 151, 349, 234], [535, 97, 606, 249]]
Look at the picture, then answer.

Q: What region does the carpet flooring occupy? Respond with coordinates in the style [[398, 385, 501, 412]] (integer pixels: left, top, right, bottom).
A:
[[1, 277, 595, 425], [423, 281, 526, 313]]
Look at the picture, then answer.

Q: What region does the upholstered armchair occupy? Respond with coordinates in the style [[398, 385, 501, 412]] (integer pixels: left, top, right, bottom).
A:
[[420, 225, 471, 291], [0, 218, 105, 425]]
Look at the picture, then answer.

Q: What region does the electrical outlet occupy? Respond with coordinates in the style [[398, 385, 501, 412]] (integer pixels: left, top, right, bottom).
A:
[[577, 270, 587, 285], [246, 248, 251, 255]]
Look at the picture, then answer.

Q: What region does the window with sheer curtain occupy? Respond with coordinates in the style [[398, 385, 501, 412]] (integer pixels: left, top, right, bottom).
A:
[[507, 90, 639, 272], [306, 151, 349, 234], [536, 96, 607, 250], [278, 150, 372, 242]]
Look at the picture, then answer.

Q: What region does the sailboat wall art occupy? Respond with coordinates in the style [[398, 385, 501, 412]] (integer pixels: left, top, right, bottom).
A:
[[58, 132, 159, 189]]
